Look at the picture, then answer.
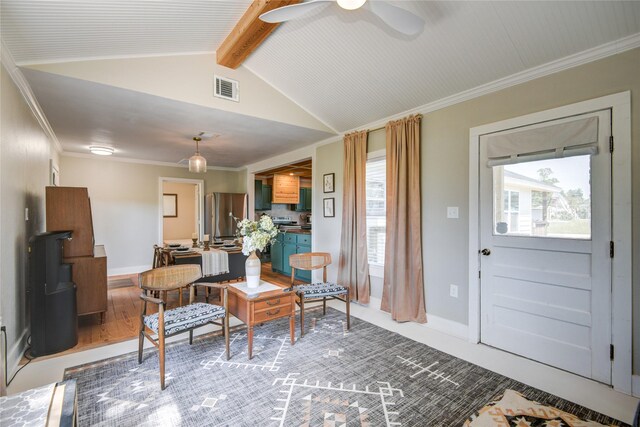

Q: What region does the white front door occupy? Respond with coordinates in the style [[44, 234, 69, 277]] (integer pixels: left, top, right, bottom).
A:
[[479, 109, 612, 383]]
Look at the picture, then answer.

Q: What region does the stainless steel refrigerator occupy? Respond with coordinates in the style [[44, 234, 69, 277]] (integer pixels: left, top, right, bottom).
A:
[[204, 193, 248, 239]]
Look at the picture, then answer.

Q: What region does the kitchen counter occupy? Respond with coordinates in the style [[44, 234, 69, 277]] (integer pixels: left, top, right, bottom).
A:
[[280, 228, 312, 235]]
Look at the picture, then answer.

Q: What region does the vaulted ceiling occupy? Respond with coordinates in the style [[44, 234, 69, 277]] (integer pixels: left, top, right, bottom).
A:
[[2, 1, 639, 168]]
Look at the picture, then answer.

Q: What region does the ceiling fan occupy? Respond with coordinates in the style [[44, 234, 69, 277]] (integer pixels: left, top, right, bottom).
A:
[[260, 0, 425, 36]]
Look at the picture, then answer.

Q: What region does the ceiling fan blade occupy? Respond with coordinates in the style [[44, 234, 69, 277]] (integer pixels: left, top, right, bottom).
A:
[[368, 1, 424, 36], [259, 0, 334, 23]]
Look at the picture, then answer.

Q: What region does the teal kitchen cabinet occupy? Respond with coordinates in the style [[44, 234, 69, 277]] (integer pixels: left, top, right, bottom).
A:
[[271, 234, 283, 273], [254, 180, 264, 210], [294, 188, 312, 212], [282, 242, 297, 277], [304, 188, 312, 210], [255, 181, 273, 211], [294, 236, 311, 282], [271, 233, 312, 282], [262, 185, 272, 210]]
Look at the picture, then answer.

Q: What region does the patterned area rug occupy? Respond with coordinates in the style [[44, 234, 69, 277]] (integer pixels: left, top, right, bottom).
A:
[[64, 308, 627, 426]]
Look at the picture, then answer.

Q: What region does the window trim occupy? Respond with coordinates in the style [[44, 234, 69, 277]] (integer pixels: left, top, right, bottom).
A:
[[367, 149, 385, 161], [366, 149, 386, 275]]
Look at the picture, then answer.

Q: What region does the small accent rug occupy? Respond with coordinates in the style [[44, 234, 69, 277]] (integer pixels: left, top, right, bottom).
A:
[[64, 308, 627, 426], [464, 389, 614, 426]]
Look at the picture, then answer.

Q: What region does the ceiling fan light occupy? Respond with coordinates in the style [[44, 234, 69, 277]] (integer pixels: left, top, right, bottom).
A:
[[337, 0, 366, 10], [89, 145, 114, 156]]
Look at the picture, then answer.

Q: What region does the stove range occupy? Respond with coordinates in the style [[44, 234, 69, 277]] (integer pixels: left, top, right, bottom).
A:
[[271, 216, 297, 226]]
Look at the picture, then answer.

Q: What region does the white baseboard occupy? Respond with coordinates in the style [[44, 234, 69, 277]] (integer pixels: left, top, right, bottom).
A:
[[368, 296, 383, 310], [366, 297, 468, 340], [632, 375, 640, 398], [107, 265, 148, 277], [424, 314, 469, 339]]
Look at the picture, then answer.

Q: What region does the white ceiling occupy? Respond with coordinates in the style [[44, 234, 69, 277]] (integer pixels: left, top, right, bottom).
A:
[[2, 1, 640, 166], [245, 1, 640, 132], [0, 0, 251, 65], [21, 67, 333, 168]]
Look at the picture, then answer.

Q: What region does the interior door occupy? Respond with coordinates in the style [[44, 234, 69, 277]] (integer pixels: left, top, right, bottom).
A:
[[479, 110, 612, 383]]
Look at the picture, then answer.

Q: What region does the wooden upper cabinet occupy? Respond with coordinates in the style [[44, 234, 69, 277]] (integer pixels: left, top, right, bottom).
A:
[[272, 174, 300, 204], [46, 187, 95, 258]]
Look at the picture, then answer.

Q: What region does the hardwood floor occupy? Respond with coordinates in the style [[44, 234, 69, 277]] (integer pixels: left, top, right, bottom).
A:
[[32, 263, 296, 360]]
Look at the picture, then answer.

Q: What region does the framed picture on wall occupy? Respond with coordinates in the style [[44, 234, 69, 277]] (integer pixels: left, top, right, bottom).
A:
[[163, 193, 178, 217], [323, 173, 335, 193], [323, 198, 335, 217]]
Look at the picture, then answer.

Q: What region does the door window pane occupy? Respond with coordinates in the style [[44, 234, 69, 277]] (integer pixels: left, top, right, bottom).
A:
[[493, 155, 591, 239]]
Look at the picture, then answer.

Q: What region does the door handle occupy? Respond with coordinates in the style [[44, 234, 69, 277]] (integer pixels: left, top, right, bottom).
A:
[[481, 248, 491, 256]]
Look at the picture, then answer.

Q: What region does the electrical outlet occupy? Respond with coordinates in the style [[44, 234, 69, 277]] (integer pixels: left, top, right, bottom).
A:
[[449, 284, 459, 298], [447, 207, 459, 219]]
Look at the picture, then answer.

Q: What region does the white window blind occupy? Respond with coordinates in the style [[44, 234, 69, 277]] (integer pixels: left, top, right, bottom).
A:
[[366, 157, 386, 266], [485, 116, 599, 167]]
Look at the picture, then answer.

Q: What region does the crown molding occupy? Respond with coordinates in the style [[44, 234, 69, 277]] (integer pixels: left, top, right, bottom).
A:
[[61, 151, 246, 172], [1, 41, 63, 154], [336, 32, 640, 137], [242, 32, 640, 169]]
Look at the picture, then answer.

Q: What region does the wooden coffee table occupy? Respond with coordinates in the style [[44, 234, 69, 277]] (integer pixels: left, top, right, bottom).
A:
[[227, 281, 295, 359]]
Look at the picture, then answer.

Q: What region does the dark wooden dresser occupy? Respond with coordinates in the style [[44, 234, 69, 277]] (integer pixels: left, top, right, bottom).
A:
[[46, 186, 108, 322]]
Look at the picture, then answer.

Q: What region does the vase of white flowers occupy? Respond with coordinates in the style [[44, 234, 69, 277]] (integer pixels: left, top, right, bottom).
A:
[[235, 215, 279, 289]]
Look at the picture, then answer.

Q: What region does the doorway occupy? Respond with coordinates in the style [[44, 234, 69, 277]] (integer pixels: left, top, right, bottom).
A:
[[253, 159, 313, 283], [158, 177, 204, 244], [468, 92, 632, 393], [479, 110, 611, 383]]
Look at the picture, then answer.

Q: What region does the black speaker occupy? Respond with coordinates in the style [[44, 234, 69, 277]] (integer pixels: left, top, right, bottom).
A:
[[29, 231, 78, 357]]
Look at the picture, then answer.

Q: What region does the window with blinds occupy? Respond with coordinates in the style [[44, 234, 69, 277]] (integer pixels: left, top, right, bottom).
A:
[[366, 157, 386, 266]]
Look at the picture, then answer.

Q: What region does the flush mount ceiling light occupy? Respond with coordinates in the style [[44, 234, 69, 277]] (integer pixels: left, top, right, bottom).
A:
[[89, 145, 114, 156], [189, 136, 207, 173]]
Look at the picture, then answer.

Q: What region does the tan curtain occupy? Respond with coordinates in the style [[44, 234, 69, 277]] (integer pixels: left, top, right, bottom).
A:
[[381, 115, 426, 323], [337, 130, 370, 304]]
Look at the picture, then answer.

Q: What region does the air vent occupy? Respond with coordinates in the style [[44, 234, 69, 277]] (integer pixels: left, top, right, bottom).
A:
[[214, 75, 239, 102]]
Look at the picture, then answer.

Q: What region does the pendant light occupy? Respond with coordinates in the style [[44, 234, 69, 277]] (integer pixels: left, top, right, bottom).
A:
[[189, 136, 207, 173]]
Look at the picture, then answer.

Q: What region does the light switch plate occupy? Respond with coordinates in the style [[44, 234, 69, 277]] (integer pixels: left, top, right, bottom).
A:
[[447, 206, 459, 219], [25, 207, 29, 221], [449, 284, 459, 298]]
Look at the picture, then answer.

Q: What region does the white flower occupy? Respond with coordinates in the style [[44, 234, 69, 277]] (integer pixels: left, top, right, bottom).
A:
[[235, 216, 279, 255]]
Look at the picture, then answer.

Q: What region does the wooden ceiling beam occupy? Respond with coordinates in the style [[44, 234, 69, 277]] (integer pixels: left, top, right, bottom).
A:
[[216, 0, 300, 69]]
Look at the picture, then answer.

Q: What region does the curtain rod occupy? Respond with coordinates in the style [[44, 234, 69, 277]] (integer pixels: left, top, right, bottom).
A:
[[367, 114, 423, 133]]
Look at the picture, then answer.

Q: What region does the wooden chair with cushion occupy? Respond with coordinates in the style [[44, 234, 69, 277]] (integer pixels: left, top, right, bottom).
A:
[[152, 244, 168, 268], [138, 264, 230, 390], [289, 252, 350, 337], [152, 244, 181, 303]]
